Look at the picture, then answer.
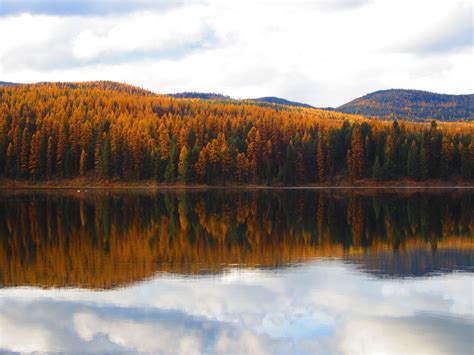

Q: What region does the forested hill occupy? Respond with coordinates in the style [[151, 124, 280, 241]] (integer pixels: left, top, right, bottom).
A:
[[168, 92, 232, 100], [0, 81, 19, 87], [168, 92, 315, 109], [336, 89, 473, 121], [0, 82, 473, 185], [247, 97, 314, 108]]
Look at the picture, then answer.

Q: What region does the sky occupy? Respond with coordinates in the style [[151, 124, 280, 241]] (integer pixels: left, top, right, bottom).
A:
[[0, 0, 472, 107], [1, 262, 472, 353]]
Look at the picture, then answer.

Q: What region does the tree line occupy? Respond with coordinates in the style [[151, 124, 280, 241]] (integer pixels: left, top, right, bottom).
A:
[[0, 82, 472, 184]]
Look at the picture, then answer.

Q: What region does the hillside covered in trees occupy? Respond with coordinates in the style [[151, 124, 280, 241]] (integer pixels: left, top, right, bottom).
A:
[[0, 81, 472, 185], [168, 93, 314, 109], [168, 92, 232, 100], [247, 96, 314, 108], [336, 89, 473, 121], [0, 81, 19, 87]]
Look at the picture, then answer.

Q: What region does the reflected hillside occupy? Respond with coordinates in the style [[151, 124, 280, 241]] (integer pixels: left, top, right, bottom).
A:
[[0, 190, 472, 288]]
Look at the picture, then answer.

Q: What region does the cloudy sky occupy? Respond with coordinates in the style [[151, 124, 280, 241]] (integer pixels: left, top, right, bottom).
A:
[[0, 0, 472, 106]]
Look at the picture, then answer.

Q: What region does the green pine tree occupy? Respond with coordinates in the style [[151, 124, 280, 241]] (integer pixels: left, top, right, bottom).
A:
[[407, 141, 419, 180], [102, 135, 112, 182], [372, 156, 382, 180], [165, 137, 178, 183], [419, 144, 429, 180]]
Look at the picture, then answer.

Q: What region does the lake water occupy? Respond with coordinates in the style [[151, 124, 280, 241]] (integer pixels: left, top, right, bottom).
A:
[[0, 189, 472, 354]]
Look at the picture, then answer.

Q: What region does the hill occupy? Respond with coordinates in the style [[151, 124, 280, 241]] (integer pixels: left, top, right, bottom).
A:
[[247, 96, 314, 108], [0, 81, 19, 87], [167, 92, 314, 109], [168, 92, 231, 100], [38, 80, 156, 96], [336, 89, 473, 121], [0, 80, 157, 96]]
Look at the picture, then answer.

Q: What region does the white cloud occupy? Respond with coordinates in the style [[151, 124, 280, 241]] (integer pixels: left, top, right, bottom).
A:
[[0, 0, 472, 106]]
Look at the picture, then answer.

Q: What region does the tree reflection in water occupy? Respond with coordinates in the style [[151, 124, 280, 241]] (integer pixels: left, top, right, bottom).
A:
[[0, 189, 472, 288]]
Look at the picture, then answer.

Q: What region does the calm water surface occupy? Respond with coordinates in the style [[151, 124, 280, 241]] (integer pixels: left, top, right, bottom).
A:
[[0, 189, 472, 354]]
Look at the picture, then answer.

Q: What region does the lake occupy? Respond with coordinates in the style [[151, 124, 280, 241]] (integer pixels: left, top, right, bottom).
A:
[[0, 189, 472, 354]]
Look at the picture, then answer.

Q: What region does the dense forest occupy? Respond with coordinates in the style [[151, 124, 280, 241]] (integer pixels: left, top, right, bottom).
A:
[[0, 81, 472, 185], [337, 89, 474, 121], [0, 190, 472, 287]]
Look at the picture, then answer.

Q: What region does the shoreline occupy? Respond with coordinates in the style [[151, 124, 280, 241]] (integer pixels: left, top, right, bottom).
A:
[[0, 178, 472, 190]]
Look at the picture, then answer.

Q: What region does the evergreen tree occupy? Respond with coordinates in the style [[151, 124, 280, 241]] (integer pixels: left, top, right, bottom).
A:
[[165, 137, 178, 183], [152, 148, 164, 181], [372, 156, 382, 181], [5, 143, 14, 177], [419, 143, 429, 180], [56, 127, 66, 177], [188, 145, 200, 182], [407, 141, 419, 180], [461, 143, 471, 179], [102, 135, 112, 181], [317, 136, 326, 182], [282, 142, 296, 185]]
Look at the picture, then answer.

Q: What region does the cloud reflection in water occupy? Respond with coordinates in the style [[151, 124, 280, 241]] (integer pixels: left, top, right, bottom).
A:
[[0, 261, 472, 354]]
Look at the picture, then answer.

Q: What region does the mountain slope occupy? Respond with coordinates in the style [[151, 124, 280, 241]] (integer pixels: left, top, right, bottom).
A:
[[167, 92, 314, 108], [168, 92, 231, 100], [336, 89, 473, 121], [247, 96, 314, 108], [0, 81, 19, 86]]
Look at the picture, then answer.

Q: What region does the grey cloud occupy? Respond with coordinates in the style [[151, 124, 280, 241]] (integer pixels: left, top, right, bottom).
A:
[[394, 5, 473, 55], [419, 24, 473, 54], [274, 72, 323, 106], [0, 0, 198, 17], [0, 25, 218, 72], [315, 0, 372, 11]]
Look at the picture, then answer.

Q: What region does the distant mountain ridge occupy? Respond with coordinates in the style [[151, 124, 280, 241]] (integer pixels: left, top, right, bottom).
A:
[[167, 92, 314, 108], [3, 81, 472, 120], [0, 81, 19, 86], [335, 89, 473, 121], [247, 96, 314, 108], [0, 80, 155, 96], [168, 92, 232, 100]]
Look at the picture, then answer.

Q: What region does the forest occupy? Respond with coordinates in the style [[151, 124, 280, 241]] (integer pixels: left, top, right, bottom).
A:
[[0, 81, 473, 185], [337, 89, 474, 121]]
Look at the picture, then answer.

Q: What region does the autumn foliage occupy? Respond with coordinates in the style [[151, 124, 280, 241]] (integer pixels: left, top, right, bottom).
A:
[[0, 82, 472, 184]]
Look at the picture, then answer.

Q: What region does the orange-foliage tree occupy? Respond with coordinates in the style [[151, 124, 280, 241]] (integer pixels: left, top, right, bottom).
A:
[[0, 81, 472, 184]]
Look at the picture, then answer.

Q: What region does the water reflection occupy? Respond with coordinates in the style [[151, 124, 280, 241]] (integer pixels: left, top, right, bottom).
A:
[[0, 263, 472, 353], [0, 189, 472, 354], [0, 189, 472, 288]]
